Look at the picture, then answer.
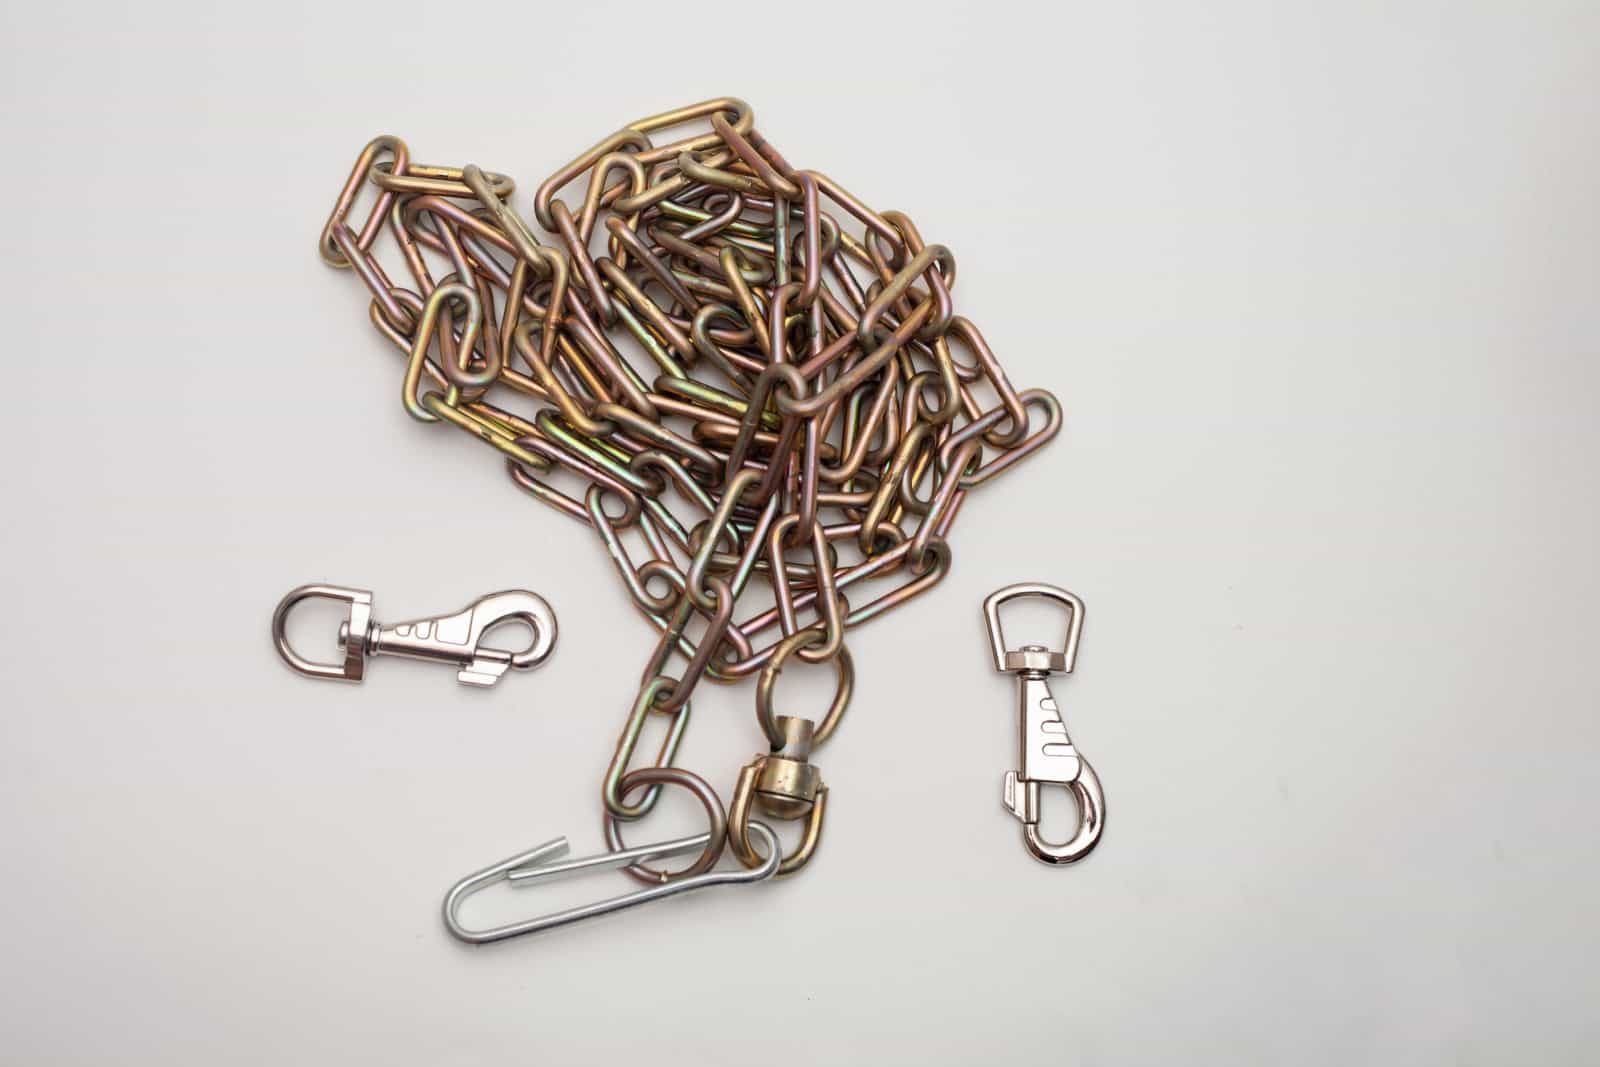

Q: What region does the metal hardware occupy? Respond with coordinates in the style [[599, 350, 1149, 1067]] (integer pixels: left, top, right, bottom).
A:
[[271, 584, 557, 686], [309, 100, 1073, 934], [603, 766, 730, 884], [729, 747, 829, 877], [752, 715, 821, 820], [443, 823, 780, 945], [727, 629, 844, 875], [983, 583, 1104, 865]]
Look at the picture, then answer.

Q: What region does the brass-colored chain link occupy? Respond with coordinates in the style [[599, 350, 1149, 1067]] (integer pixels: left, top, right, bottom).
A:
[[319, 98, 1061, 881]]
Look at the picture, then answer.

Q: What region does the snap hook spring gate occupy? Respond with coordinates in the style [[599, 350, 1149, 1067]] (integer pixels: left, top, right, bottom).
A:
[[442, 823, 781, 945], [271, 584, 557, 687], [982, 583, 1104, 865]]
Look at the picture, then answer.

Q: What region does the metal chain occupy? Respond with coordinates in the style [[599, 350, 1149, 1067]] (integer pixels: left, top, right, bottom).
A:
[[319, 97, 1061, 881]]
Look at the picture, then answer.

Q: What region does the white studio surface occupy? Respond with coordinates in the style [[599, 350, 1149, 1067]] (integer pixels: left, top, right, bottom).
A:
[[2, 3, 1596, 1063]]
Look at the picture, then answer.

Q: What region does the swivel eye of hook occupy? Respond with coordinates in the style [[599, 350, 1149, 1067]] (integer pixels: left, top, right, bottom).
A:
[[271, 584, 558, 687], [982, 583, 1104, 865]]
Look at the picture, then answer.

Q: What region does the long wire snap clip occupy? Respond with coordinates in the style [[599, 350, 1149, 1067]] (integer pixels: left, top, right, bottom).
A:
[[271, 584, 557, 687], [442, 823, 781, 945], [983, 583, 1104, 865]]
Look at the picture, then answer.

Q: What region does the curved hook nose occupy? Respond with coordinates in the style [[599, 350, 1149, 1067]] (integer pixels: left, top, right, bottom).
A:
[[468, 591, 558, 670], [1020, 758, 1105, 865]]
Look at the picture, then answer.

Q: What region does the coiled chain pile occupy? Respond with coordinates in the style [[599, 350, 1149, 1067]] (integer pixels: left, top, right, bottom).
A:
[[319, 97, 1061, 880]]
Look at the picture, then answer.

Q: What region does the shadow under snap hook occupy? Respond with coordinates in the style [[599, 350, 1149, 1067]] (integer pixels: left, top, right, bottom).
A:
[[983, 583, 1104, 865], [271, 584, 557, 687]]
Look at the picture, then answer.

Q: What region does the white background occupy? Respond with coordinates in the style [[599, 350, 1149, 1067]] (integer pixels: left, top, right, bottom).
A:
[[3, 2, 1596, 1063]]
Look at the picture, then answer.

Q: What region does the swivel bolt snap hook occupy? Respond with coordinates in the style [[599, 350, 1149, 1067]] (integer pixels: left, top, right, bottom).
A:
[[982, 583, 1104, 865], [271, 583, 558, 687]]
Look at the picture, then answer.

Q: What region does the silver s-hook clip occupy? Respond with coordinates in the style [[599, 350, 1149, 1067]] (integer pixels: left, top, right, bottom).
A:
[[271, 584, 558, 687], [983, 583, 1104, 865]]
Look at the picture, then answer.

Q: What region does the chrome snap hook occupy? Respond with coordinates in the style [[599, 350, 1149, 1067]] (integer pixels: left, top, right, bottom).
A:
[[271, 584, 558, 687], [982, 583, 1104, 865]]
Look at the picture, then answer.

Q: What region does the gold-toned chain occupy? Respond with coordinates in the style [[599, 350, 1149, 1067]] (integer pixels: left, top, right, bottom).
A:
[[319, 97, 1061, 888]]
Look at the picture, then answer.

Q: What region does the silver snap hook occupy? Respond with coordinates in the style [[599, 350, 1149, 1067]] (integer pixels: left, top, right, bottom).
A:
[[271, 584, 557, 687], [983, 583, 1104, 865]]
